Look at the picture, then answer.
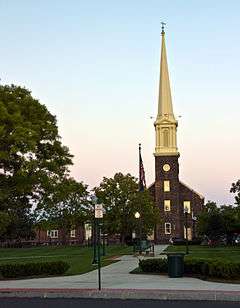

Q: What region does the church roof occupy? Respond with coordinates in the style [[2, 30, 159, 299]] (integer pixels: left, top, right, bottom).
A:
[[180, 181, 205, 200], [148, 180, 204, 200]]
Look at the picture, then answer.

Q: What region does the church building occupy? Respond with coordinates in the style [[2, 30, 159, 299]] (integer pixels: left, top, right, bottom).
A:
[[149, 26, 204, 243]]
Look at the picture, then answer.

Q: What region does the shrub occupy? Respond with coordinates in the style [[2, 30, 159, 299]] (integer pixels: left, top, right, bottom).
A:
[[138, 257, 240, 280], [185, 258, 240, 279], [0, 261, 70, 279], [139, 258, 167, 273]]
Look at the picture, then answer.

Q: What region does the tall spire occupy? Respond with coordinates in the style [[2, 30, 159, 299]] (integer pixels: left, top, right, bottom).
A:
[[154, 24, 179, 156], [157, 23, 175, 121]]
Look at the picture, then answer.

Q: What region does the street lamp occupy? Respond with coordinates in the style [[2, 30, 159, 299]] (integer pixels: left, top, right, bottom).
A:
[[184, 207, 189, 255], [135, 211, 142, 254], [135, 211, 140, 219]]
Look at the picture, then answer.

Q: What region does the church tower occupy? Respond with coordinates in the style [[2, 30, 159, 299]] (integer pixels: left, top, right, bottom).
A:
[[154, 25, 178, 157], [149, 25, 204, 243]]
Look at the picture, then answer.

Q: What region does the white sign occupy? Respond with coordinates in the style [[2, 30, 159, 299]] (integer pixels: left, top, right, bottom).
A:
[[95, 204, 103, 219]]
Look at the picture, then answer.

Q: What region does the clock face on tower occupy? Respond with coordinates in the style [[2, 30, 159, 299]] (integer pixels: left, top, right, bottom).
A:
[[163, 164, 170, 172]]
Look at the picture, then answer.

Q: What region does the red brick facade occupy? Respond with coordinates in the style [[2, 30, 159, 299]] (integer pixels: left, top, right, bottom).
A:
[[35, 226, 85, 245], [149, 155, 204, 243]]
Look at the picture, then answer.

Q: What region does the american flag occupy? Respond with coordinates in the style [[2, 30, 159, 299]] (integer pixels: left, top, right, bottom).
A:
[[139, 144, 146, 192]]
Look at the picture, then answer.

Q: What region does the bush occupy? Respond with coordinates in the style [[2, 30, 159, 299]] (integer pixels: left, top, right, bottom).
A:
[[139, 258, 167, 273], [184, 258, 240, 279], [0, 261, 70, 278], [138, 257, 240, 280]]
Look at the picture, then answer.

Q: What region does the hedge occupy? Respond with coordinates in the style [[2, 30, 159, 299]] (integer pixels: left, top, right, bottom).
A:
[[185, 258, 240, 279], [139, 258, 167, 273], [0, 261, 70, 279], [139, 258, 240, 280]]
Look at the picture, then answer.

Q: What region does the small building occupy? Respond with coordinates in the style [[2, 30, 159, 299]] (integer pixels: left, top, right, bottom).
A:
[[35, 226, 85, 245]]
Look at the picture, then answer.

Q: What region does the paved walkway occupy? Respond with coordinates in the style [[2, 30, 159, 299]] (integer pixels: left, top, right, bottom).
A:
[[0, 245, 239, 292]]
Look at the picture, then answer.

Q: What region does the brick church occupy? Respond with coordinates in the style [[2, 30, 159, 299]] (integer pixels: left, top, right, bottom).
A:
[[148, 26, 204, 243]]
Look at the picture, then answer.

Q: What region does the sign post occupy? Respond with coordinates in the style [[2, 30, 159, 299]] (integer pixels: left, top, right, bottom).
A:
[[91, 196, 98, 265], [95, 204, 103, 290]]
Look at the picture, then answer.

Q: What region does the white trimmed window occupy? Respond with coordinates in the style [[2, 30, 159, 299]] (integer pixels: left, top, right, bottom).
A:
[[164, 180, 170, 192], [70, 230, 76, 238], [165, 223, 171, 234], [183, 201, 191, 214], [47, 230, 58, 238], [164, 200, 171, 211]]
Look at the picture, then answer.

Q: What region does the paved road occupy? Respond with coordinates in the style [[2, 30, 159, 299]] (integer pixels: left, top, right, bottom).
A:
[[0, 299, 239, 308]]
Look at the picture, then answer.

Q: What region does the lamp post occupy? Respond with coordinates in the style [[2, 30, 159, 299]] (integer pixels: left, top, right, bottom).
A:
[[135, 211, 142, 254], [192, 215, 197, 240], [184, 207, 189, 255]]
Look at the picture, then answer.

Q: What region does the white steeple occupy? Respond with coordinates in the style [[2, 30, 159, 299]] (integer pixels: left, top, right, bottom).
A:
[[154, 24, 179, 156]]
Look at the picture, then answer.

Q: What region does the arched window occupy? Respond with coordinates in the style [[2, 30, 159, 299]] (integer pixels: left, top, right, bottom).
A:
[[163, 129, 169, 147]]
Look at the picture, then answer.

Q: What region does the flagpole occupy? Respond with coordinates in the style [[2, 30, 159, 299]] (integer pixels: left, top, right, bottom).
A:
[[138, 143, 143, 253], [139, 143, 141, 192]]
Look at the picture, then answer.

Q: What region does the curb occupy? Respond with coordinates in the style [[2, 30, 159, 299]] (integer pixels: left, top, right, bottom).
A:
[[0, 288, 239, 302]]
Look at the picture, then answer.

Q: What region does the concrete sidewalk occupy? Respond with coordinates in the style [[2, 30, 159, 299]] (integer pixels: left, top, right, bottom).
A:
[[0, 245, 239, 301]]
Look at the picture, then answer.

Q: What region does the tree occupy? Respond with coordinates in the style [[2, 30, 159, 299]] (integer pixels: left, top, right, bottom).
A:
[[0, 212, 11, 238], [197, 201, 240, 244], [94, 172, 160, 243], [230, 180, 240, 205], [197, 201, 225, 242], [37, 177, 89, 244], [221, 205, 240, 243], [0, 84, 73, 240]]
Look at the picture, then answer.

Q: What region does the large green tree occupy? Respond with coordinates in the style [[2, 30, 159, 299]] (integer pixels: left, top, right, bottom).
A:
[[94, 172, 160, 243], [37, 177, 89, 244], [197, 201, 225, 242], [197, 201, 240, 244], [0, 84, 73, 239]]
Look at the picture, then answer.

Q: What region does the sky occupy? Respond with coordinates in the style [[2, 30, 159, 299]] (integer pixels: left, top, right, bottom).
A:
[[0, 0, 240, 205]]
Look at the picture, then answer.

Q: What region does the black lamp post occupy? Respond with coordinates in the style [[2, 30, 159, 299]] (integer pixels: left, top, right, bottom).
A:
[[135, 211, 142, 254], [184, 207, 189, 255], [192, 215, 197, 240]]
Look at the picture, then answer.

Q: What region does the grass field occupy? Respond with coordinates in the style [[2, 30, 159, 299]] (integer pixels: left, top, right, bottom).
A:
[[0, 245, 133, 276], [165, 245, 240, 262]]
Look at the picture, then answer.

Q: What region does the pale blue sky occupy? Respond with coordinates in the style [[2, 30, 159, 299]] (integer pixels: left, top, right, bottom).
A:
[[1, 1, 240, 204]]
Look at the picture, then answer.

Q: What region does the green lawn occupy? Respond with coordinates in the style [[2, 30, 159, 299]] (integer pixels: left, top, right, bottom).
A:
[[165, 245, 240, 263], [0, 245, 133, 276]]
